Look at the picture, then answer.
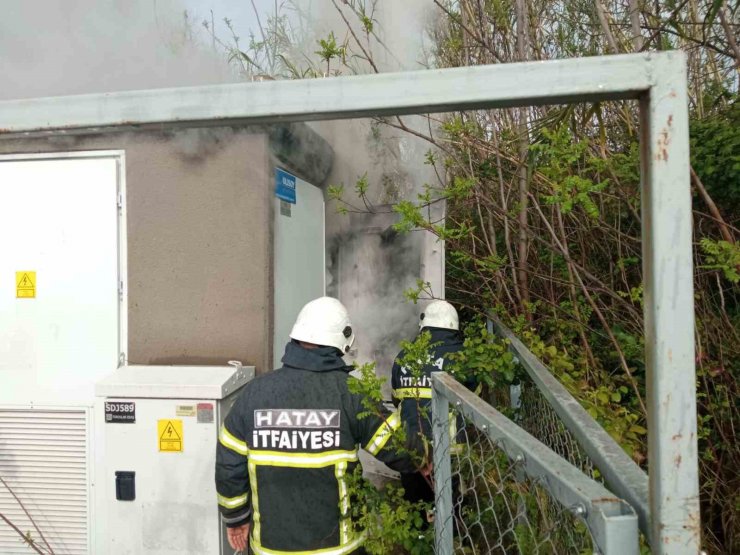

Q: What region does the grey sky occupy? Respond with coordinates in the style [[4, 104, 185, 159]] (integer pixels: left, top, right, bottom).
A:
[[0, 0, 271, 100], [0, 1, 431, 100], [183, 0, 272, 41]]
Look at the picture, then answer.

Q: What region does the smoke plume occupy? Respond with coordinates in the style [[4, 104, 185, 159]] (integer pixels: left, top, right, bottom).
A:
[[0, 0, 236, 101], [0, 0, 446, 395], [311, 2, 445, 395]]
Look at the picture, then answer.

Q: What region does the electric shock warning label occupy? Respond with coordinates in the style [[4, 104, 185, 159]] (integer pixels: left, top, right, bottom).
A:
[[158, 419, 183, 452], [252, 409, 341, 450], [16, 271, 36, 298]]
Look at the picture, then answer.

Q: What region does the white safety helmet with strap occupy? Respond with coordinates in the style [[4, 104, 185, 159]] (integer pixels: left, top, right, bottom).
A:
[[420, 300, 459, 331], [290, 296, 355, 353]]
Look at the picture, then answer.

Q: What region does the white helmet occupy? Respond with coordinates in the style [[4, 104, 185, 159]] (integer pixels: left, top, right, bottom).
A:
[[420, 300, 459, 331], [290, 297, 355, 353]]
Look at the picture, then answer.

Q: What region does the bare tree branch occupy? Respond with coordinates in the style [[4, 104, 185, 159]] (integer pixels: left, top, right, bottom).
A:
[[628, 0, 645, 51], [0, 476, 53, 554], [691, 166, 735, 244], [594, 0, 620, 54], [718, 1, 740, 71]]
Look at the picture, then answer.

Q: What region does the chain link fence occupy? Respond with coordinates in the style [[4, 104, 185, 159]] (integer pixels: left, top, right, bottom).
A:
[[442, 407, 594, 554], [432, 372, 639, 555], [487, 317, 650, 542], [514, 377, 597, 480]]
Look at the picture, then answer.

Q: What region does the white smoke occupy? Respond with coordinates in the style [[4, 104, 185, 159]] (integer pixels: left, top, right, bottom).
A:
[[0, 0, 445, 390], [0, 0, 237, 101], [294, 0, 434, 73], [306, 1, 445, 394]]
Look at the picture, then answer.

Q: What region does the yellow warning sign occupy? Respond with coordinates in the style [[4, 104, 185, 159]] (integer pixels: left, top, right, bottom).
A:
[[158, 419, 183, 452], [16, 271, 36, 299]]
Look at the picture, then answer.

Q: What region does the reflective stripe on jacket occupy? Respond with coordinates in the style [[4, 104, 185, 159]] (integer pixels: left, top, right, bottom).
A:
[[391, 327, 467, 444]]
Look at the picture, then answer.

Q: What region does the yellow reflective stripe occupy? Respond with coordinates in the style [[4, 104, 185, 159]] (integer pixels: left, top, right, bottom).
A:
[[249, 449, 358, 468], [392, 387, 432, 399], [365, 411, 401, 455], [335, 461, 350, 544], [220, 425, 248, 455], [217, 492, 248, 509], [251, 534, 364, 555], [248, 461, 261, 543], [449, 410, 464, 454]]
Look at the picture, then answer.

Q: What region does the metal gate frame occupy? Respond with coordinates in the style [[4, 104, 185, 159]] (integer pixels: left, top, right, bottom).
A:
[[0, 51, 699, 553]]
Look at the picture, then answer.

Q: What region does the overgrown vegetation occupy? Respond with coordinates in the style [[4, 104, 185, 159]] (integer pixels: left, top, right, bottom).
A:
[[346, 321, 602, 554], [347, 352, 436, 555], [208, 0, 738, 551]]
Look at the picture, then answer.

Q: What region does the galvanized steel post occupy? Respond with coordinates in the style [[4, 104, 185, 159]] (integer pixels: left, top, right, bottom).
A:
[[432, 381, 453, 555], [640, 52, 700, 552]]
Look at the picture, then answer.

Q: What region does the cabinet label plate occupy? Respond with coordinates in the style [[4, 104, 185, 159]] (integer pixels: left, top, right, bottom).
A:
[[105, 401, 136, 423]]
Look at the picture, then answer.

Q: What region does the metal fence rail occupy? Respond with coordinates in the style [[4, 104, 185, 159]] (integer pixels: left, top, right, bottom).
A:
[[487, 316, 650, 541], [432, 372, 638, 555]]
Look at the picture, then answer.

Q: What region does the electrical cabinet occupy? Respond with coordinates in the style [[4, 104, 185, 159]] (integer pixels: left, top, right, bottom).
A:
[[94, 364, 253, 554]]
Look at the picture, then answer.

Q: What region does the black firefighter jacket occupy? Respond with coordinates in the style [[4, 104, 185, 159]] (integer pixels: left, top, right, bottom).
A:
[[391, 327, 467, 447], [216, 341, 420, 555]]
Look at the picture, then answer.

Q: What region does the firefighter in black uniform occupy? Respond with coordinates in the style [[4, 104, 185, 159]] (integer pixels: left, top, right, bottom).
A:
[[216, 297, 423, 555], [391, 300, 465, 506]]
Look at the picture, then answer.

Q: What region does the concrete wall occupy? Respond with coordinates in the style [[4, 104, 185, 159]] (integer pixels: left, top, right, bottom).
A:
[[0, 129, 273, 373]]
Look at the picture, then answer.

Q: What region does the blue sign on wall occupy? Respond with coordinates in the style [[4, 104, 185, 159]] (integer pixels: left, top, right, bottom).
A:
[[275, 168, 297, 204]]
